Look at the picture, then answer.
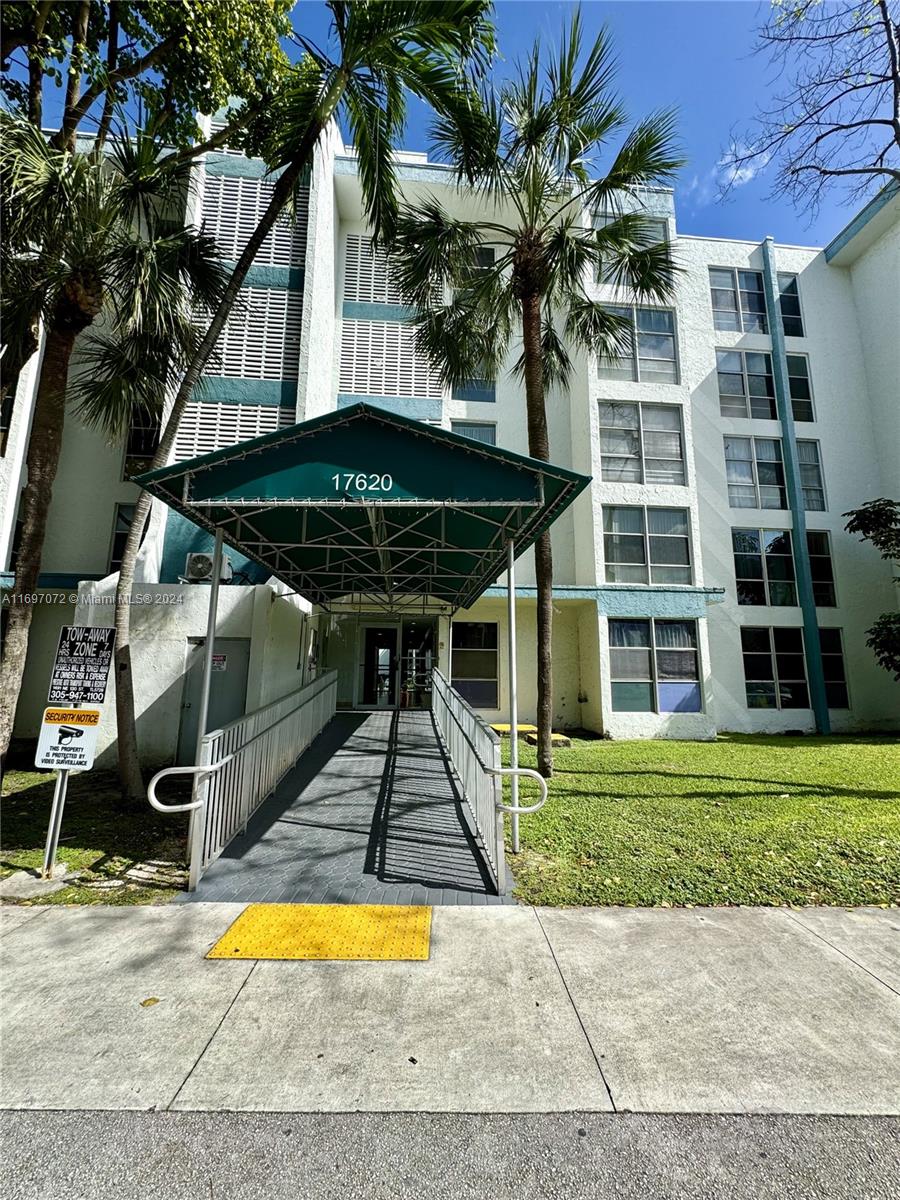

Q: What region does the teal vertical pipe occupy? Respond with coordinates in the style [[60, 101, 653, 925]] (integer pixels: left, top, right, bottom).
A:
[[761, 237, 830, 734]]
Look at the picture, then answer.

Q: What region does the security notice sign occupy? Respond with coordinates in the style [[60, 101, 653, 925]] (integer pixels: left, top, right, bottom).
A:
[[47, 626, 115, 705], [35, 708, 101, 771]]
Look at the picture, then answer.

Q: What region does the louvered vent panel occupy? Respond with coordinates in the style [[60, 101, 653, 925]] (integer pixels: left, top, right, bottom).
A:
[[203, 288, 303, 379], [343, 234, 405, 304], [339, 320, 444, 399], [207, 118, 244, 156], [202, 175, 309, 266], [174, 402, 294, 461]]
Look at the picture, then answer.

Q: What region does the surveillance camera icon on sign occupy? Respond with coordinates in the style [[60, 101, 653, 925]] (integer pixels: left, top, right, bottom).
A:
[[57, 726, 84, 746]]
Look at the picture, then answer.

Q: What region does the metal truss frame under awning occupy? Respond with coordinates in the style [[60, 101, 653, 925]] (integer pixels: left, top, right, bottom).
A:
[[135, 402, 591, 614]]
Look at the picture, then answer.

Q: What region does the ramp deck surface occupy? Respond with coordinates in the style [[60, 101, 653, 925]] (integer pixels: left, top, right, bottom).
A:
[[179, 711, 509, 906]]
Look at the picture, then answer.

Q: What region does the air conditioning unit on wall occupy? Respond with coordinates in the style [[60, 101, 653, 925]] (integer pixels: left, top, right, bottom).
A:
[[184, 552, 233, 584]]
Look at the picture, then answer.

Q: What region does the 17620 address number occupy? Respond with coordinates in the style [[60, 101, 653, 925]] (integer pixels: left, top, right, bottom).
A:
[[331, 472, 394, 493]]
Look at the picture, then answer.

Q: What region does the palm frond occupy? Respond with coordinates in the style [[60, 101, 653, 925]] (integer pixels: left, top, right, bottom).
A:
[[392, 200, 485, 306], [565, 295, 633, 360], [586, 107, 684, 209]]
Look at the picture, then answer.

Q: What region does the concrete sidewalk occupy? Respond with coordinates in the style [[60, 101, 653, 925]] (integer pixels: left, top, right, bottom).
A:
[[1, 904, 898, 1115]]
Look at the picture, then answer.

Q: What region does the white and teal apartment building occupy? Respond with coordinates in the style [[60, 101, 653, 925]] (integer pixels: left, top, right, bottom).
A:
[[2, 124, 898, 764]]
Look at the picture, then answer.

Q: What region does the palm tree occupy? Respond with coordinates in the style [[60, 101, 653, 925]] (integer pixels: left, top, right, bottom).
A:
[[0, 114, 230, 759], [390, 13, 682, 776], [112, 0, 495, 800]]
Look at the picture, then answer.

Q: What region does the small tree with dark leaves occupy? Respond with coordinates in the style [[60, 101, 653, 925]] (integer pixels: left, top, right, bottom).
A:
[[844, 498, 900, 680]]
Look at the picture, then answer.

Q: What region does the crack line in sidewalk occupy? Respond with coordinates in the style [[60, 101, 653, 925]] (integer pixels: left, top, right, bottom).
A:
[[166, 960, 258, 1111], [783, 911, 900, 999], [532, 908, 617, 1113], [0, 908, 52, 939]]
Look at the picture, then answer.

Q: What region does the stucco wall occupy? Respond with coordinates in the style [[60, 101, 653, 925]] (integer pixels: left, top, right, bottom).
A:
[[680, 235, 899, 732], [11, 580, 312, 768], [845, 217, 900, 498]]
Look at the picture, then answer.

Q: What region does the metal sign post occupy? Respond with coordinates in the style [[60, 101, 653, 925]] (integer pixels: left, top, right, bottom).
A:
[[507, 539, 520, 853], [38, 626, 114, 879]]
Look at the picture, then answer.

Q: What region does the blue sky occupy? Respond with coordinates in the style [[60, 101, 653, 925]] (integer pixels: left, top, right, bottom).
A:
[[297, 0, 857, 248], [10, 1, 864, 247]]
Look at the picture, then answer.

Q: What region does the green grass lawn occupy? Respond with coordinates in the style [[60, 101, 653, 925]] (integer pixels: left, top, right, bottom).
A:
[[503, 734, 900, 908], [3, 735, 898, 909], [1, 769, 188, 905]]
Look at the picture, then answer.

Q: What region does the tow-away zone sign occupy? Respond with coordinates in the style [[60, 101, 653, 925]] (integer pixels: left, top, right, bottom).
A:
[[36, 708, 101, 771]]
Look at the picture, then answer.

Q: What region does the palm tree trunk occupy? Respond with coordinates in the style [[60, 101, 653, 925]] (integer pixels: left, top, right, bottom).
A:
[[0, 327, 76, 758], [520, 291, 554, 779], [113, 88, 346, 800]]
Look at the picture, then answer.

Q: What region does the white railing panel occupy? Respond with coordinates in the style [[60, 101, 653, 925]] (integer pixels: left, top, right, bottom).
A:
[[184, 670, 337, 887], [431, 668, 505, 893]]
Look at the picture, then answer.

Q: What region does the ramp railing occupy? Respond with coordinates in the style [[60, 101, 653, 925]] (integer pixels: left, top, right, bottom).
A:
[[148, 670, 338, 889], [430, 668, 548, 895]]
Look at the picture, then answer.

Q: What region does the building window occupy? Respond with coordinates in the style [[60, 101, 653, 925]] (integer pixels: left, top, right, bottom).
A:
[[740, 626, 848, 710], [709, 268, 768, 333], [108, 504, 136, 573], [451, 622, 498, 708], [740, 626, 809, 709], [717, 350, 814, 423], [732, 528, 837, 607], [452, 376, 495, 403], [819, 627, 849, 708], [603, 506, 692, 585], [609, 618, 702, 712], [716, 350, 776, 419], [778, 273, 804, 337], [724, 436, 786, 509], [597, 401, 686, 485], [123, 404, 162, 478], [797, 440, 826, 510], [807, 531, 836, 606], [732, 529, 796, 606], [598, 306, 679, 383], [451, 421, 496, 445], [786, 354, 814, 422]]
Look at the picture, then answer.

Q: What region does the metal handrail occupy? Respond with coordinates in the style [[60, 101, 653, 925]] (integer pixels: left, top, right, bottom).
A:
[[146, 671, 337, 816], [146, 759, 234, 813], [487, 765, 548, 815], [431, 668, 548, 816]]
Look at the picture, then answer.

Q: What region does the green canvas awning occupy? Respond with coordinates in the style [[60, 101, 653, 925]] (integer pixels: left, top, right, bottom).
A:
[[135, 402, 591, 611]]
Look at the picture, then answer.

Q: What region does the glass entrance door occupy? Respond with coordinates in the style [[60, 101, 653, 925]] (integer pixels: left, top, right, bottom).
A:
[[400, 619, 436, 709], [361, 626, 398, 707]]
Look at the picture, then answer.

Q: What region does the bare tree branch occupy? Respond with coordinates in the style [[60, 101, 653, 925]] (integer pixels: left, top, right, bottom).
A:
[[724, 0, 900, 214]]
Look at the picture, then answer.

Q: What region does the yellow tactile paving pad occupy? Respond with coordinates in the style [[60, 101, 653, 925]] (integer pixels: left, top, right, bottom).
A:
[[206, 903, 432, 961]]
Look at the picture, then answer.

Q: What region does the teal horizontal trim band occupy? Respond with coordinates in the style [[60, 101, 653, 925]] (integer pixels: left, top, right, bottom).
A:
[[205, 153, 270, 179], [337, 394, 442, 421], [1, 573, 106, 590], [481, 583, 724, 617], [227, 262, 304, 290], [200, 377, 297, 406], [342, 301, 416, 323], [335, 156, 457, 186], [204, 155, 311, 184], [453, 380, 495, 403]]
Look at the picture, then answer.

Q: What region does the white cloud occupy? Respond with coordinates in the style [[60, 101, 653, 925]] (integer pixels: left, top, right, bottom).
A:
[[718, 143, 771, 189], [682, 144, 772, 213]]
